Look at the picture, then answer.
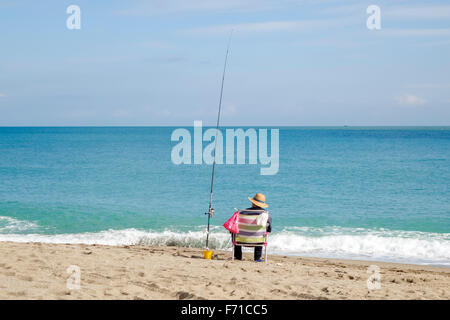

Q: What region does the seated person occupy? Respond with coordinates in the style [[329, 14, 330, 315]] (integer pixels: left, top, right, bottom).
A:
[[234, 193, 272, 262]]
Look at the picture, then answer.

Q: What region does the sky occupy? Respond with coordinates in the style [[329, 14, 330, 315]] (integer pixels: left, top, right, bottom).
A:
[[0, 0, 449, 126]]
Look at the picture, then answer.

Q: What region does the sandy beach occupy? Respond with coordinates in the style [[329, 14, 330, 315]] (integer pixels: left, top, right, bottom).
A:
[[0, 241, 448, 300]]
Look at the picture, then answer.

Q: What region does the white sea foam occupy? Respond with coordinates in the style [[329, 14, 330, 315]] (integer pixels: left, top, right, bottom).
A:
[[269, 231, 450, 266], [0, 228, 231, 248], [0, 226, 449, 266], [0, 216, 39, 233]]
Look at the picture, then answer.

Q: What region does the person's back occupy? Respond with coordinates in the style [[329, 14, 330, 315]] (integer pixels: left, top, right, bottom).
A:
[[235, 208, 271, 244], [234, 193, 272, 262]]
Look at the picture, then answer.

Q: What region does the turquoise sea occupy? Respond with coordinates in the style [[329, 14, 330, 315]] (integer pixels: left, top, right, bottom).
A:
[[0, 127, 449, 266]]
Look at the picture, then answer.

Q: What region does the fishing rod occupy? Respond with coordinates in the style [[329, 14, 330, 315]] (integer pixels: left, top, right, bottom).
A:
[[205, 31, 233, 249]]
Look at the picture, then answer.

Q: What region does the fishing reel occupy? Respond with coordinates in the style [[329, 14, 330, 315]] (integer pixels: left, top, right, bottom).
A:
[[205, 208, 214, 217]]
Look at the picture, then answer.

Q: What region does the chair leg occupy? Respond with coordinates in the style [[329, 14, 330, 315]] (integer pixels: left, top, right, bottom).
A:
[[264, 245, 268, 264], [232, 244, 234, 261]]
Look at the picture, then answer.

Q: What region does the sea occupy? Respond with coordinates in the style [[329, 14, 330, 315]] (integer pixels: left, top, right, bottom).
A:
[[0, 127, 449, 266]]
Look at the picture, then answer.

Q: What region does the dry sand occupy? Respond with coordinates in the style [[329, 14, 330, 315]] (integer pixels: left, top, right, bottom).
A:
[[0, 241, 449, 300]]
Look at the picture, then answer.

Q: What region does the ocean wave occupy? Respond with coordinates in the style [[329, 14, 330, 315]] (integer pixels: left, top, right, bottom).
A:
[[0, 226, 449, 266], [0, 227, 231, 249], [0, 216, 39, 233], [269, 232, 450, 266]]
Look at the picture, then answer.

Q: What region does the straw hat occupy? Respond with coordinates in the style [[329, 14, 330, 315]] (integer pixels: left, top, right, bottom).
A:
[[248, 193, 268, 208]]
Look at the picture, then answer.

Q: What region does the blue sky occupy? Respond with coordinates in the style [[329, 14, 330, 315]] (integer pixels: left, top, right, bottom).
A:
[[0, 0, 449, 126]]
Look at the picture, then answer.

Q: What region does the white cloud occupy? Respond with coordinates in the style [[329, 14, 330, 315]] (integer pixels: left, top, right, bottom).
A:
[[395, 94, 427, 106], [412, 39, 450, 47], [118, 2, 450, 20], [0, 93, 5, 97], [405, 83, 450, 89], [112, 109, 131, 118], [222, 104, 237, 117], [65, 56, 131, 64], [385, 5, 450, 20], [185, 21, 302, 35], [138, 41, 175, 49], [182, 18, 352, 36], [117, 0, 294, 15], [381, 29, 450, 37]]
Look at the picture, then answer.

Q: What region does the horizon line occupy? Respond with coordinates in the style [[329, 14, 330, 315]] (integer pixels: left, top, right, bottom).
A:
[[1, 125, 450, 128]]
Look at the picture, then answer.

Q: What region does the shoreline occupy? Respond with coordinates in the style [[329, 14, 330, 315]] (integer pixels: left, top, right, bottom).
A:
[[0, 241, 449, 300], [1, 227, 448, 268], [0, 238, 447, 269]]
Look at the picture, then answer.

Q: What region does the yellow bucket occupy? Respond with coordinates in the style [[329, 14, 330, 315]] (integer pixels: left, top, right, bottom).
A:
[[203, 249, 213, 260]]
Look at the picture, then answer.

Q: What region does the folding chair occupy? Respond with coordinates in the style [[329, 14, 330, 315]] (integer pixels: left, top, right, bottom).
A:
[[231, 209, 269, 264]]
